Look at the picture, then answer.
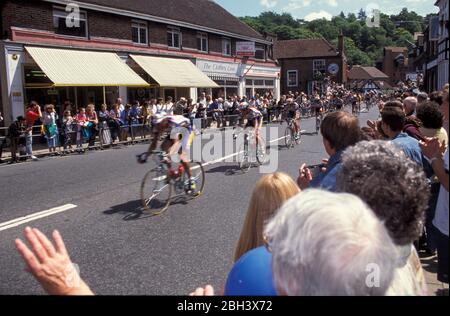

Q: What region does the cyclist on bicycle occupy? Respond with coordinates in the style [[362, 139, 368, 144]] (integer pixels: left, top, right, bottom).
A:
[[310, 95, 324, 118], [234, 102, 263, 146], [138, 114, 196, 191], [284, 98, 300, 140]]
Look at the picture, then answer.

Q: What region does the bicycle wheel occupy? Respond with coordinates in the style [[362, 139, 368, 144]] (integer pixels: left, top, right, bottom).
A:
[[256, 136, 267, 165], [238, 138, 251, 173], [295, 129, 302, 145], [140, 167, 172, 215], [285, 127, 294, 148], [188, 162, 206, 197]]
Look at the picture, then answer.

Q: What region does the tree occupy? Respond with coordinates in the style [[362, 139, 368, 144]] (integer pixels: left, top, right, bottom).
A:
[[358, 9, 367, 22]]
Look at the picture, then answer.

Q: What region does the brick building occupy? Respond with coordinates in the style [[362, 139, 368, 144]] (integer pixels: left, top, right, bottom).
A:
[[347, 66, 391, 92], [0, 0, 280, 124], [379, 47, 409, 87], [274, 35, 347, 95]]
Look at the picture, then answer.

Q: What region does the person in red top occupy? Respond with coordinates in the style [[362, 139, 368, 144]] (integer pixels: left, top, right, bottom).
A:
[[25, 101, 42, 161]]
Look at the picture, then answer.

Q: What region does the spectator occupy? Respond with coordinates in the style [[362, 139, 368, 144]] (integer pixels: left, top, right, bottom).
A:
[[297, 111, 360, 191], [264, 189, 397, 296], [336, 141, 430, 295], [15, 227, 94, 295], [404, 97, 418, 116], [120, 104, 132, 142], [108, 104, 122, 142], [85, 105, 98, 148], [98, 104, 112, 146], [61, 110, 74, 154], [7, 116, 26, 164], [417, 101, 448, 148], [116, 98, 125, 112], [430, 91, 444, 106], [402, 97, 425, 141], [75, 107, 87, 151], [42, 104, 59, 154], [381, 103, 423, 166], [164, 97, 174, 116], [174, 98, 187, 115], [234, 173, 300, 262], [420, 90, 449, 285], [25, 101, 42, 161], [417, 92, 429, 106]]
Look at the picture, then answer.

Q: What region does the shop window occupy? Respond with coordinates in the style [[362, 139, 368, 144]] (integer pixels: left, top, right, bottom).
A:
[[254, 79, 264, 86], [167, 27, 181, 49], [53, 6, 88, 38], [287, 70, 298, 87], [246, 79, 253, 86], [222, 38, 232, 56], [265, 80, 274, 86], [132, 20, 148, 45], [197, 33, 208, 53]]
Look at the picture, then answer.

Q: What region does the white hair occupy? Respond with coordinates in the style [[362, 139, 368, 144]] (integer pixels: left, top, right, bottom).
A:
[[403, 97, 418, 111], [264, 189, 397, 296]]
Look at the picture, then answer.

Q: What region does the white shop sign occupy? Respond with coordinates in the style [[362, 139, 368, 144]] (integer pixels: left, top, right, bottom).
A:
[[197, 60, 239, 76], [236, 42, 255, 57]]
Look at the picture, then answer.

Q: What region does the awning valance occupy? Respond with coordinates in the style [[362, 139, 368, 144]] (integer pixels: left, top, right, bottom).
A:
[[130, 55, 219, 88], [25, 47, 149, 87]]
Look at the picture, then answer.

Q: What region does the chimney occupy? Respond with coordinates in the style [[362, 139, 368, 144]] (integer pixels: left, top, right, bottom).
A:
[[338, 31, 344, 56]]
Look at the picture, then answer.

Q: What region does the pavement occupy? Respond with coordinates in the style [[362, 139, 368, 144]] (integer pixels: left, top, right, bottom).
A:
[[0, 106, 447, 296]]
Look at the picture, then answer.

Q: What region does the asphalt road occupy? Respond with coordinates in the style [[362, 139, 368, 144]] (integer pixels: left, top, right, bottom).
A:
[[0, 107, 379, 295]]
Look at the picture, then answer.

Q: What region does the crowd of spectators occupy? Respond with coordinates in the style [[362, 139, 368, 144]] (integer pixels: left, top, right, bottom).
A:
[[8, 82, 450, 296]]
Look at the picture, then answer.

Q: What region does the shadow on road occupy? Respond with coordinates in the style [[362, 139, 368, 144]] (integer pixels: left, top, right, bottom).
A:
[[206, 164, 245, 176], [103, 199, 156, 221]]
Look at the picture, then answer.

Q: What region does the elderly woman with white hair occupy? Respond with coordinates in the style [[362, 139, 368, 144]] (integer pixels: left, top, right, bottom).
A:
[[264, 189, 397, 296]]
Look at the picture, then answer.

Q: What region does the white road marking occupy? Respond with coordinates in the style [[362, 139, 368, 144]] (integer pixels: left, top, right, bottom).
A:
[[0, 204, 77, 232], [190, 135, 288, 170]]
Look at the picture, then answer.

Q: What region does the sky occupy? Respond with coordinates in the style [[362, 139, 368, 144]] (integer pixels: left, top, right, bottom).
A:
[[215, 0, 438, 21]]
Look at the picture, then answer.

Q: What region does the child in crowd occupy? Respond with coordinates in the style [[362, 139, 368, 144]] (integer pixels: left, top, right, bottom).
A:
[[61, 110, 74, 153]]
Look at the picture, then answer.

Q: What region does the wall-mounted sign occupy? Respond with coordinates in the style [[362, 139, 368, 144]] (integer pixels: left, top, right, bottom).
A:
[[236, 42, 255, 57], [197, 60, 239, 76]]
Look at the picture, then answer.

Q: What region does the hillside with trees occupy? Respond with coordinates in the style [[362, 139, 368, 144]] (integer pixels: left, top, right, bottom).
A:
[[240, 8, 431, 67]]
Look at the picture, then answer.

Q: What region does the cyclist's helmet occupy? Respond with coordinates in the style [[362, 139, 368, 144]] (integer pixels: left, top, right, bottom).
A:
[[240, 102, 249, 110]]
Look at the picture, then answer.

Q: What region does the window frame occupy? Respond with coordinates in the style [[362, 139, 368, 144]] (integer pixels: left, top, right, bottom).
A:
[[254, 44, 266, 61], [287, 70, 298, 87], [313, 59, 326, 73], [52, 5, 88, 38], [197, 32, 208, 53], [167, 26, 182, 49], [222, 38, 232, 56], [131, 20, 148, 45]]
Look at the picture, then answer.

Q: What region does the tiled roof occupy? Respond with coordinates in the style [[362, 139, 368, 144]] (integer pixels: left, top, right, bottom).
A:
[[75, 0, 265, 40], [348, 66, 389, 80], [274, 38, 339, 59]]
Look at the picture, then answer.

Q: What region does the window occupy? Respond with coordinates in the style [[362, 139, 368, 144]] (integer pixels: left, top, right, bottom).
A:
[[255, 45, 265, 60], [265, 80, 274, 86], [313, 59, 326, 73], [167, 27, 181, 49], [132, 20, 148, 45], [254, 79, 264, 86], [197, 33, 208, 52], [53, 6, 88, 38], [222, 38, 232, 56], [287, 70, 298, 87], [246, 79, 253, 85]]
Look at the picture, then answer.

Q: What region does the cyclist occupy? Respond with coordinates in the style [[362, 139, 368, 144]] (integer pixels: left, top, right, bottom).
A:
[[284, 98, 300, 140], [138, 114, 196, 191], [310, 95, 324, 132], [234, 102, 263, 146]]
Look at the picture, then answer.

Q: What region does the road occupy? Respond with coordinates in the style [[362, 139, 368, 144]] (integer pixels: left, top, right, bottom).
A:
[[0, 107, 392, 295]]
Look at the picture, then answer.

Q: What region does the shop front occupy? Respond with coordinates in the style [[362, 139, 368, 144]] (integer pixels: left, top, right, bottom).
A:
[[242, 64, 280, 100], [196, 59, 242, 99], [22, 46, 149, 116], [129, 55, 218, 102]]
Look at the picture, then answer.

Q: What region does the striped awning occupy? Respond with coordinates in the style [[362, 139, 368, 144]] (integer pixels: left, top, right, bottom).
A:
[[130, 55, 219, 88], [208, 74, 240, 82], [26, 46, 149, 87]]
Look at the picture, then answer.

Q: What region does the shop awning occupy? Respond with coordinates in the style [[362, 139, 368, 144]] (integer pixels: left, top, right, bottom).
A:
[[25, 47, 149, 87], [130, 55, 219, 88]]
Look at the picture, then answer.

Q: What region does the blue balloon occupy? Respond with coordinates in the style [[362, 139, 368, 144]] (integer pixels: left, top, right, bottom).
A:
[[224, 246, 277, 296]]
